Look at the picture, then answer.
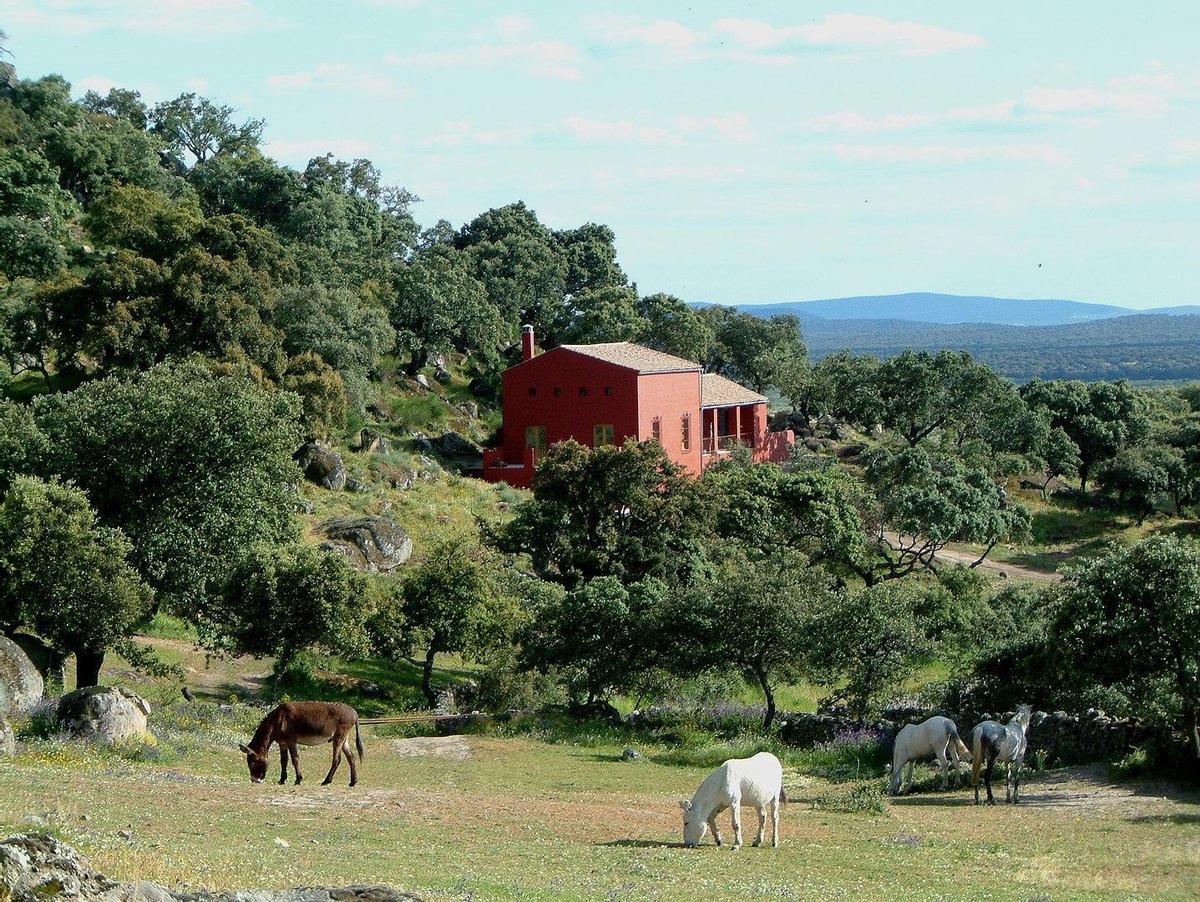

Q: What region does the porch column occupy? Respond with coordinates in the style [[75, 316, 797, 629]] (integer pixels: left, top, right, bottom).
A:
[[732, 406, 741, 449]]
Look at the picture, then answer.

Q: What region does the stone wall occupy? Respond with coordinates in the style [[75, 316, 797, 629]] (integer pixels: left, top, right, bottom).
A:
[[630, 705, 1192, 767]]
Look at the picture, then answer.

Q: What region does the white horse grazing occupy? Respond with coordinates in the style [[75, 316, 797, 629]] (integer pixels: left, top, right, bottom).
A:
[[679, 751, 784, 849], [887, 715, 971, 795]]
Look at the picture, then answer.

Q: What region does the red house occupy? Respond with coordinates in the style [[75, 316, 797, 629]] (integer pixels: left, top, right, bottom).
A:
[[481, 327, 794, 488]]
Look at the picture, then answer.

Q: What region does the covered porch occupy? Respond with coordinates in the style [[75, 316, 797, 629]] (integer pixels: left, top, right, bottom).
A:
[[700, 403, 760, 455]]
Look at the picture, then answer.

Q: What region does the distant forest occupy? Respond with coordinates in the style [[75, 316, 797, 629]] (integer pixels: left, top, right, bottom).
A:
[[803, 314, 1200, 383]]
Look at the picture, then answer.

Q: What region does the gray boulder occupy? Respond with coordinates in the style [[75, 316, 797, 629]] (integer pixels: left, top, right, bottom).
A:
[[0, 834, 422, 902], [294, 442, 347, 491], [318, 516, 413, 572], [0, 636, 44, 718], [0, 720, 13, 757], [414, 374, 432, 391], [430, 432, 482, 468], [57, 686, 151, 745], [433, 367, 452, 385]]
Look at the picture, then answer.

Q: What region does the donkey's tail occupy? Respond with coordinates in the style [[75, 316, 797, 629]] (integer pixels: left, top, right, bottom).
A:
[[355, 720, 365, 762], [970, 728, 983, 787]]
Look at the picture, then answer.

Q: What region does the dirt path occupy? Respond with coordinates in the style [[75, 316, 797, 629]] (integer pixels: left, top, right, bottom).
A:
[[879, 531, 1061, 583]]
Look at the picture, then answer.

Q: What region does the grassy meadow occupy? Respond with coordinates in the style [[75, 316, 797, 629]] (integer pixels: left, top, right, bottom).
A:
[[2, 721, 1198, 901]]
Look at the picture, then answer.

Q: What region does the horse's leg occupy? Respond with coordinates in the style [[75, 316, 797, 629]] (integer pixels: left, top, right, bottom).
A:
[[730, 800, 743, 850], [984, 754, 996, 805], [935, 743, 949, 790], [289, 743, 302, 785], [344, 738, 358, 787], [770, 796, 780, 848], [278, 745, 289, 785], [948, 739, 962, 788], [321, 729, 347, 785], [706, 812, 723, 847], [752, 806, 766, 847]]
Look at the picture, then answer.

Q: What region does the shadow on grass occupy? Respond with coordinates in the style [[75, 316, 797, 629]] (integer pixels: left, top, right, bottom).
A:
[[1126, 813, 1200, 825], [601, 839, 689, 849]]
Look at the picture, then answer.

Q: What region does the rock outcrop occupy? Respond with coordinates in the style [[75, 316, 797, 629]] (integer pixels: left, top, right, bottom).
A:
[[294, 442, 347, 491], [318, 516, 413, 572], [0, 720, 13, 757], [0, 834, 422, 901], [0, 636, 44, 719], [355, 429, 390, 455], [56, 686, 151, 745]]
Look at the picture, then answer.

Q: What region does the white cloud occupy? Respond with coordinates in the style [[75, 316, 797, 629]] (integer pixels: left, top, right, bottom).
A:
[[563, 116, 674, 144], [562, 112, 753, 145], [418, 121, 531, 147], [266, 137, 374, 161], [677, 112, 754, 143], [76, 75, 118, 95], [266, 63, 410, 99], [593, 13, 983, 60], [4, 0, 276, 35], [591, 16, 701, 51], [1025, 86, 1167, 115], [833, 143, 1069, 165], [495, 15, 533, 40], [396, 40, 582, 81]]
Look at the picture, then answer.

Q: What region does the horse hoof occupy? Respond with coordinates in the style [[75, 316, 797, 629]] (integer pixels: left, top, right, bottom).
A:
[[294, 778, 302, 786], [321, 779, 332, 786], [349, 780, 357, 787]]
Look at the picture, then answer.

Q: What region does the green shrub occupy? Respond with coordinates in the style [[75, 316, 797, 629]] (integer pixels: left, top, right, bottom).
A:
[[810, 779, 889, 816]]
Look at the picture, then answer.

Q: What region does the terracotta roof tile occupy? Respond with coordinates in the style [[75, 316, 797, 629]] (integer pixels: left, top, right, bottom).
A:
[[559, 342, 702, 374], [701, 372, 767, 407]]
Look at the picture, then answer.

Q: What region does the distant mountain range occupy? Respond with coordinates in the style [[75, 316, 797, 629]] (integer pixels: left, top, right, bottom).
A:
[[718, 293, 1200, 327], [697, 294, 1200, 383]]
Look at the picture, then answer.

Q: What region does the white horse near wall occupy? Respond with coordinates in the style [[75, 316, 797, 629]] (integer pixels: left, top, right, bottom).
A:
[[887, 715, 972, 795], [679, 751, 785, 849]]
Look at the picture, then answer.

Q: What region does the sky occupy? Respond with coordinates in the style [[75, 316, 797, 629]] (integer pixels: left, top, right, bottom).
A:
[[5, 1, 1200, 309]]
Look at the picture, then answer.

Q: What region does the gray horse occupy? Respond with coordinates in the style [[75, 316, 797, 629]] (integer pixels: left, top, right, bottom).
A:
[[970, 705, 1033, 805]]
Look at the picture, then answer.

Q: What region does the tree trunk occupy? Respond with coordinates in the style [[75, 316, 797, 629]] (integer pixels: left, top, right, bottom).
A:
[[421, 646, 438, 708], [754, 666, 776, 732], [74, 648, 104, 689], [1190, 703, 1200, 760], [1079, 462, 1091, 495]]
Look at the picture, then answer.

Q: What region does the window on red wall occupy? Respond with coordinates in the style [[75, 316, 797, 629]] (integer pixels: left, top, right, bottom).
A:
[[579, 387, 588, 397], [604, 386, 613, 396], [681, 414, 691, 451], [651, 417, 662, 444], [593, 424, 614, 447]]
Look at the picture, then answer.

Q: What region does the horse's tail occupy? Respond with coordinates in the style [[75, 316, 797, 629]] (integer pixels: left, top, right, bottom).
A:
[[355, 720, 364, 762], [778, 787, 787, 804], [970, 728, 983, 787], [948, 723, 971, 760]]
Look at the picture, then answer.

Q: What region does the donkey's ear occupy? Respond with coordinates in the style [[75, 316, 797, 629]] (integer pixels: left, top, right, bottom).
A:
[[238, 744, 252, 755], [678, 800, 691, 811]]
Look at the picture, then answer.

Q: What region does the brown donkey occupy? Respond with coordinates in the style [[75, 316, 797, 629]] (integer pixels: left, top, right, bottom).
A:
[[239, 701, 363, 786]]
